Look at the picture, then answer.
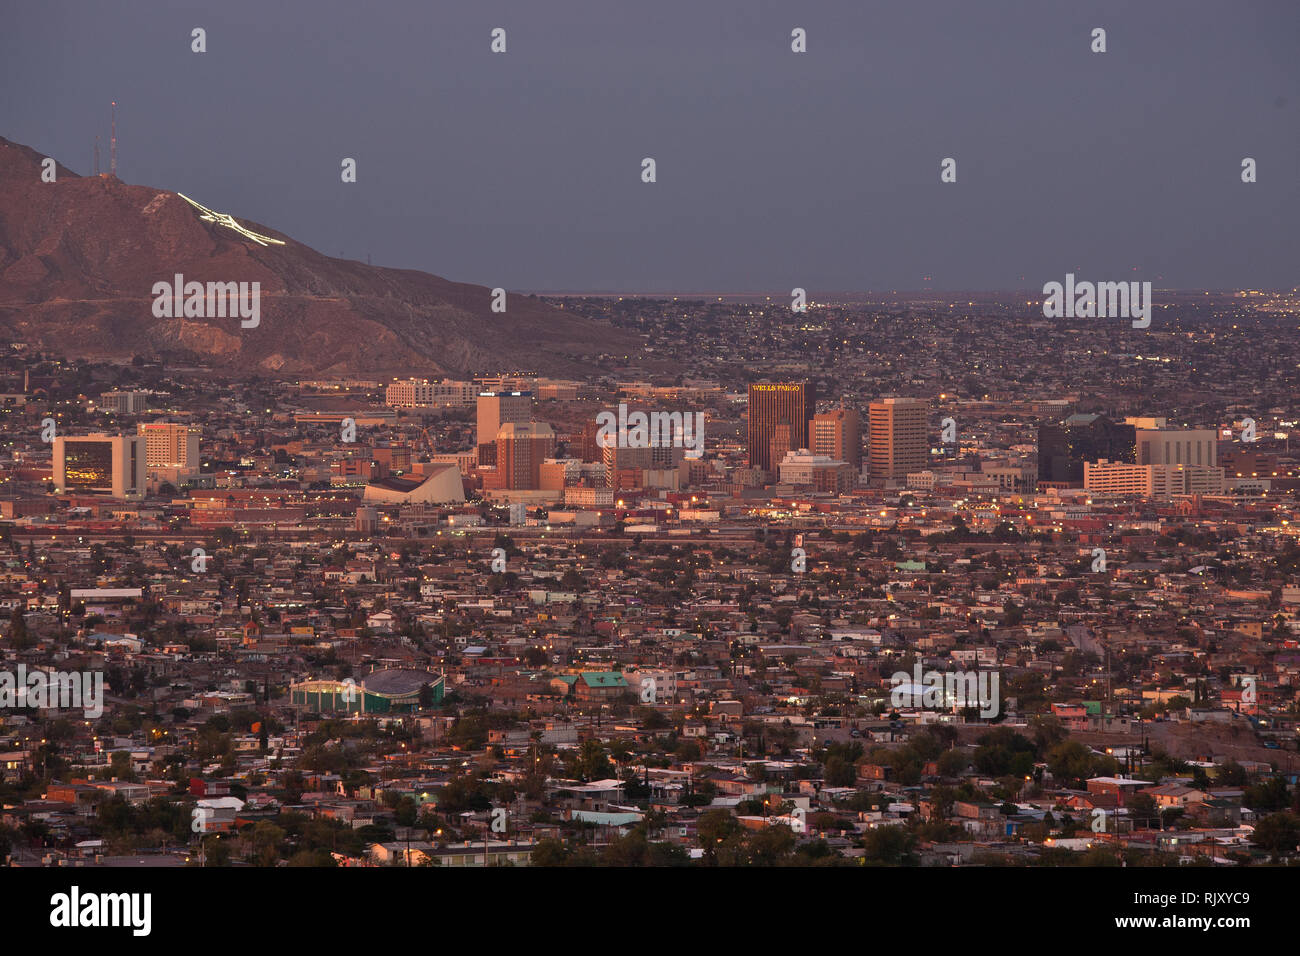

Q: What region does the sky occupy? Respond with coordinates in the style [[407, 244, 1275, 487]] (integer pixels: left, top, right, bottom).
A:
[[3, 0, 1297, 293]]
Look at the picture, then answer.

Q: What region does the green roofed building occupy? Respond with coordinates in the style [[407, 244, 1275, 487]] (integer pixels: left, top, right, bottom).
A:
[[290, 668, 444, 714], [575, 671, 628, 704]]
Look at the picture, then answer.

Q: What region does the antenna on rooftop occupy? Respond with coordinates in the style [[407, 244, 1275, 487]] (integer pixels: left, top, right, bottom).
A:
[[110, 101, 117, 176]]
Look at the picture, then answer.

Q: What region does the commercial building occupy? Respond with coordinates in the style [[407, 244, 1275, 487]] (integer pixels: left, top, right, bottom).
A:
[[100, 390, 148, 414], [777, 450, 857, 492], [1124, 416, 1168, 430], [812, 407, 861, 470], [493, 421, 557, 491], [564, 485, 615, 508], [476, 391, 533, 465], [385, 379, 476, 408], [361, 466, 465, 505], [290, 669, 445, 714], [53, 434, 147, 498], [1038, 414, 1136, 484], [747, 382, 815, 474], [868, 398, 928, 481], [1084, 460, 1225, 496], [1135, 428, 1218, 468], [137, 422, 201, 469], [601, 438, 685, 484]]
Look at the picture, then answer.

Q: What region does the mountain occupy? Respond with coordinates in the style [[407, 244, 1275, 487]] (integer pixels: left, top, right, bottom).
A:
[[0, 137, 638, 376]]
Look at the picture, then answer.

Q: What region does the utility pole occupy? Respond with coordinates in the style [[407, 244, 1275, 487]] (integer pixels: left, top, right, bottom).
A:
[[1106, 639, 1112, 714]]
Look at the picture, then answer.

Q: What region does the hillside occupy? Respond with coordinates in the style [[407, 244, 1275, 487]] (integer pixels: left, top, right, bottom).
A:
[[0, 137, 638, 376]]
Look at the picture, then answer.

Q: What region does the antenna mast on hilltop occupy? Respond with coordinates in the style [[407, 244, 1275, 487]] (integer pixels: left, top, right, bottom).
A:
[[93, 135, 100, 176], [110, 101, 117, 175]]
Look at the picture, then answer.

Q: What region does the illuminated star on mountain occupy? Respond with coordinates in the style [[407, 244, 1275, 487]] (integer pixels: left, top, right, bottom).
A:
[[177, 192, 286, 246]]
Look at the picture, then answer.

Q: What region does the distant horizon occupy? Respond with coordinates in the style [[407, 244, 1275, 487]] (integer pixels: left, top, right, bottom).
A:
[[7, 129, 1293, 300], [527, 288, 1298, 298]]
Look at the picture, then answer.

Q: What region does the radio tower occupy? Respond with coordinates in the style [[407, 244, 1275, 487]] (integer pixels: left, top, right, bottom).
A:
[[110, 101, 117, 176], [93, 135, 100, 176]]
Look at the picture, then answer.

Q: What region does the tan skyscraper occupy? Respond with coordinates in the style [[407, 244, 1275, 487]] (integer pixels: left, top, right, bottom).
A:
[[868, 398, 928, 480], [812, 407, 861, 470], [1135, 429, 1217, 468], [137, 422, 201, 469], [477, 391, 533, 465]]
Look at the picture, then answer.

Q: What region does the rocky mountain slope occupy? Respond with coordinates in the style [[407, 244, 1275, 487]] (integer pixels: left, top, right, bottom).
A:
[[0, 137, 637, 376]]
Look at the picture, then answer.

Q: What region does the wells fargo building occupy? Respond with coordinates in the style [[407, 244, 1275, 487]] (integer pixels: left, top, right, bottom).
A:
[[747, 382, 815, 474]]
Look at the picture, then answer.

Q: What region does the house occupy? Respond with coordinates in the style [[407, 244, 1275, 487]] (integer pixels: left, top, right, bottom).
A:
[[1143, 783, 1207, 809], [1085, 776, 1154, 807], [194, 796, 245, 832], [369, 841, 435, 866], [574, 672, 628, 704], [432, 840, 535, 867]]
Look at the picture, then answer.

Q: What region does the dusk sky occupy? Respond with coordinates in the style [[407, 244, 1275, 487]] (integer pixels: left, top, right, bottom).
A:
[[4, 0, 1297, 292]]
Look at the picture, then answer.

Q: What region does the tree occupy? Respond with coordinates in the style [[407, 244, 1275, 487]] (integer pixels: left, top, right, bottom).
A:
[[250, 821, 286, 866], [973, 728, 1035, 778], [745, 825, 796, 865], [1000, 599, 1024, 627], [697, 808, 742, 863], [861, 825, 915, 865], [1046, 740, 1111, 787], [824, 755, 857, 788], [1250, 812, 1300, 859], [575, 740, 612, 781], [531, 838, 569, 866], [936, 749, 968, 777], [1128, 793, 1158, 830], [1244, 777, 1290, 813], [674, 739, 703, 762], [7, 608, 33, 649]]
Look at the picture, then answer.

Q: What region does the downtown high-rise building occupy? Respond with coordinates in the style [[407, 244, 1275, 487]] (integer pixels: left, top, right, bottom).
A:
[[868, 398, 928, 481], [477, 391, 533, 465], [747, 382, 815, 474], [1135, 428, 1218, 468], [137, 422, 201, 470], [100, 390, 149, 414], [53, 434, 147, 499], [812, 407, 861, 470], [494, 421, 557, 490], [1038, 413, 1136, 484]]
